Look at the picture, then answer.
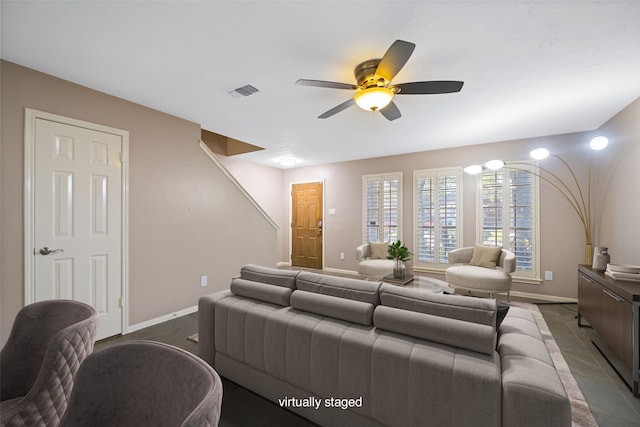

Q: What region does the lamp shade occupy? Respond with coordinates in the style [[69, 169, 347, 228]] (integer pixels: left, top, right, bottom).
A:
[[354, 87, 394, 111], [530, 148, 550, 160], [463, 165, 484, 175], [485, 159, 504, 170], [589, 136, 608, 150]]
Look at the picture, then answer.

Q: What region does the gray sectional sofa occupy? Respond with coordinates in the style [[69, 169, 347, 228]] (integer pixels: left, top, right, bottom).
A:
[[199, 265, 570, 427]]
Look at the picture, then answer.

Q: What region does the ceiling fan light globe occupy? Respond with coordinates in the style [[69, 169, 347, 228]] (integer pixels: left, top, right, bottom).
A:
[[354, 87, 394, 112]]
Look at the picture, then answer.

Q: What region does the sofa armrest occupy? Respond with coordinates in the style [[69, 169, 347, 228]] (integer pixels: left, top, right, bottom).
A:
[[355, 244, 370, 261], [499, 249, 516, 273], [198, 290, 233, 366]]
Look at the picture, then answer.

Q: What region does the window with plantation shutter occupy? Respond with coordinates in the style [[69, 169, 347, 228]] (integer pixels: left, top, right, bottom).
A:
[[414, 168, 462, 270], [478, 166, 539, 279], [363, 173, 402, 243]]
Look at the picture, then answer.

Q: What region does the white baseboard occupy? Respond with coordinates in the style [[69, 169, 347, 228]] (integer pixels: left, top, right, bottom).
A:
[[509, 290, 577, 303], [126, 305, 198, 334], [322, 267, 360, 277], [276, 262, 291, 268]]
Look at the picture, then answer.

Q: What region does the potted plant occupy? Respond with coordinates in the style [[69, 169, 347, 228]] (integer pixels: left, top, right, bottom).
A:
[[387, 240, 412, 279]]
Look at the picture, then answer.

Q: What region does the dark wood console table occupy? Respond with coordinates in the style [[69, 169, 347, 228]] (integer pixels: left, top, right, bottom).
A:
[[577, 265, 640, 396]]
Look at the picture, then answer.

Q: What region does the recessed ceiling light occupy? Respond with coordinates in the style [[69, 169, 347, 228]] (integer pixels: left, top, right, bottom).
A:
[[277, 157, 301, 167]]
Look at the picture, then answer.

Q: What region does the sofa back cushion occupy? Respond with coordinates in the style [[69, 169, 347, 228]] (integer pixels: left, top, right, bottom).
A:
[[290, 291, 375, 325], [230, 278, 293, 307], [239, 264, 299, 289], [375, 284, 498, 354], [290, 272, 382, 325], [295, 272, 381, 304], [373, 306, 497, 355], [378, 283, 497, 327]]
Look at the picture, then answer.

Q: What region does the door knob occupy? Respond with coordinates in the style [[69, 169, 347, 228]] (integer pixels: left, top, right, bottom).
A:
[[39, 247, 64, 255]]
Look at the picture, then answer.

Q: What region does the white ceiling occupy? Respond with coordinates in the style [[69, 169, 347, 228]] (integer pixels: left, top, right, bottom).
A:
[[2, 1, 639, 168]]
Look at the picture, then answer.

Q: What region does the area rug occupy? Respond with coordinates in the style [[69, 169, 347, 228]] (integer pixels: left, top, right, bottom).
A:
[[187, 303, 598, 426], [509, 301, 598, 427]]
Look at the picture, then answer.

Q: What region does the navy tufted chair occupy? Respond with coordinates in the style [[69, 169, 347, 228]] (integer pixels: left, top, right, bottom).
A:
[[1, 300, 99, 427]]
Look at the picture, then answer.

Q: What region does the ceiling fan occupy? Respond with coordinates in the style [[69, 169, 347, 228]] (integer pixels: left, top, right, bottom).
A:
[[296, 40, 464, 121]]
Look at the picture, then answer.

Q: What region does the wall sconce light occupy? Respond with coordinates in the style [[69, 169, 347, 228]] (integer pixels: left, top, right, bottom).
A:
[[464, 136, 609, 264]]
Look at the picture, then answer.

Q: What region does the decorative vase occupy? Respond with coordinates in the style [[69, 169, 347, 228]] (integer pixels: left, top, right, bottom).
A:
[[393, 260, 406, 280], [585, 243, 593, 266], [592, 247, 610, 271]]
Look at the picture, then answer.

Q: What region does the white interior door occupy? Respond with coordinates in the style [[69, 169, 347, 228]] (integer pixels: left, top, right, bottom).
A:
[[26, 111, 128, 340]]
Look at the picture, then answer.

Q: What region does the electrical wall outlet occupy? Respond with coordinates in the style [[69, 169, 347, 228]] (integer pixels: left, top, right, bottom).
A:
[[340, 252, 345, 260], [200, 275, 208, 287], [544, 271, 553, 281]]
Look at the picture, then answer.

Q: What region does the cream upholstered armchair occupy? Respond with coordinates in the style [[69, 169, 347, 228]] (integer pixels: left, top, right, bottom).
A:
[[356, 242, 395, 278], [445, 245, 516, 300]]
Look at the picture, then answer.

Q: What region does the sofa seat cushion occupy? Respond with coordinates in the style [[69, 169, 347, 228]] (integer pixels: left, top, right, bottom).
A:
[[446, 265, 511, 291], [358, 259, 395, 277]]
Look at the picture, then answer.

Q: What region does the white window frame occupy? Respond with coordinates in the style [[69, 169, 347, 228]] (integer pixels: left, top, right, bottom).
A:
[[413, 167, 463, 271], [476, 164, 541, 282], [362, 172, 402, 243]]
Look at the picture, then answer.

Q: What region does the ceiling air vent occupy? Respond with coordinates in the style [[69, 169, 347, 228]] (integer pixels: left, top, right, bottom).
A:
[[229, 84, 259, 97]]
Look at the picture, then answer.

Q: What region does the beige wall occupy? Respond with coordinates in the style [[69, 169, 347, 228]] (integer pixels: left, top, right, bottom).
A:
[[279, 99, 639, 300], [216, 154, 285, 258], [1, 61, 278, 343], [594, 98, 640, 264], [2, 59, 636, 344]]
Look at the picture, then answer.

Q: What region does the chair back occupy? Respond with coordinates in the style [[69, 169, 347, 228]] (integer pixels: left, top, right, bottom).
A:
[[59, 340, 223, 427], [1, 300, 98, 426]]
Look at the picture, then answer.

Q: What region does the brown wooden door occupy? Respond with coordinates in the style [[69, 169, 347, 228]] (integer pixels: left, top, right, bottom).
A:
[[291, 182, 323, 269]]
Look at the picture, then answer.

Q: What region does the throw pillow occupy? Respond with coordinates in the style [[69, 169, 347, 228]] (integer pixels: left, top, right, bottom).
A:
[[469, 245, 503, 268], [369, 242, 389, 259]]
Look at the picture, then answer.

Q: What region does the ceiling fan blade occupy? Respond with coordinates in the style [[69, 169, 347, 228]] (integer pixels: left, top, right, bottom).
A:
[[394, 81, 464, 95], [375, 40, 416, 82], [380, 101, 401, 121], [318, 98, 355, 119], [296, 79, 357, 90]]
